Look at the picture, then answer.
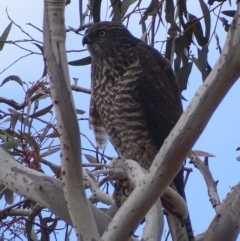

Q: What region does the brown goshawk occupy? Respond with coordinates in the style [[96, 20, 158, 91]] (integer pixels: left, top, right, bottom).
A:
[[83, 21, 193, 240]]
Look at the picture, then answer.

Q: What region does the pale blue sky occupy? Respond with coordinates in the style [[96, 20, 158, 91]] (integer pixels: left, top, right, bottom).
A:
[[0, 0, 239, 240]]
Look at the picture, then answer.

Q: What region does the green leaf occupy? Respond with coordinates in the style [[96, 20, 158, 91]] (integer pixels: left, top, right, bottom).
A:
[[5, 188, 14, 204], [30, 104, 53, 118], [0, 187, 6, 200], [181, 94, 188, 101], [40, 147, 61, 157], [48, 131, 61, 138], [218, 16, 230, 32], [76, 109, 85, 115], [91, 0, 102, 23], [1, 75, 23, 87], [174, 35, 190, 74], [47, 219, 58, 233], [189, 13, 208, 47], [199, 0, 211, 41], [84, 154, 97, 163], [198, 46, 209, 81], [208, 0, 226, 5], [182, 21, 194, 49], [0, 130, 20, 146], [19, 117, 31, 127], [165, 37, 174, 62], [49, 164, 61, 175], [25, 218, 34, 240], [27, 85, 40, 98], [0, 23, 12, 51], [177, 62, 193, 92], [167, 22, 181, 37], [10, 110, 20, 131], [42, 217, 56, 223], [30, 230, 39, 241], [140, 19, 147, 43], [22, 132, 38, 150], [142, 0, 159, 20], [68, 56, 92, 66], [0, 184, 5, 192], [39, 123, 52, 140], [66, 227, 73, 241], [120, 0, 138, 19], [39, 217, 49, 241], [110, 0, 121, 22], [0, 141, 19, 150], [178, 0, 187, 17], [32, 43, 47, 78], [221, 10, 236, 17], [214, 33, 222, 54], [174, 56, 182, 76], [165, 0, 174, 23], [6, 151, 22, 156]]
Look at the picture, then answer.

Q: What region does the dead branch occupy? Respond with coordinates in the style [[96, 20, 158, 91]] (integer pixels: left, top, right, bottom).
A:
[[188, 151, 221, 212]]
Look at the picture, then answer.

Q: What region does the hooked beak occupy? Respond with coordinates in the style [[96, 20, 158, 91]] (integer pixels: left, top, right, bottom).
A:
[[82, 36, 91, 46]]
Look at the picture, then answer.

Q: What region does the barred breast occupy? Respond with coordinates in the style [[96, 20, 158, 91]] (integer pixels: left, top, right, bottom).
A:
[[91, 57, 158, 169]]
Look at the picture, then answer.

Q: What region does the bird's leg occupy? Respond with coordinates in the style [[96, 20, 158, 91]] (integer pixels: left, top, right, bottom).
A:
[[113, 179, 133, 207]]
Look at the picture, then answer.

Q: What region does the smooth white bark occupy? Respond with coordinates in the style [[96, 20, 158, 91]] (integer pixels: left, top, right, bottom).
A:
[[110, 159, 188, 220], [43, 0, 99, 240], [0, 148, 110, 235], [188, 151, 221, 212], [204, 183, 240, 241], [125, 160, 164, 241]]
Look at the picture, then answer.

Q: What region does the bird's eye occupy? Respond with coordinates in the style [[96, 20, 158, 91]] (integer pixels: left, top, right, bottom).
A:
[[98, 30, 106, 37]]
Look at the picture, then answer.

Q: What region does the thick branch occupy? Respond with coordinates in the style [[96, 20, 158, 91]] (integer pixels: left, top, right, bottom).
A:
[[0, 85, 90, 111], [0, 148, 138, 241], [100, 3, 240, 241], [124, 160, 164, 241], [204, 183, 240, 241], [43, 1, 99, 239]]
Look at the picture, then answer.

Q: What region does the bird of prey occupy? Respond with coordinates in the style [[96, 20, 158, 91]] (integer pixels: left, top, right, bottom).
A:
[[82, 21, 193, 240]]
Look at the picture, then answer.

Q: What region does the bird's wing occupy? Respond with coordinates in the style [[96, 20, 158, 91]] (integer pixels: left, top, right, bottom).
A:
[[136, 42, 183, 150], [135, 43, 195, 241], [89, 97, 108, 149]]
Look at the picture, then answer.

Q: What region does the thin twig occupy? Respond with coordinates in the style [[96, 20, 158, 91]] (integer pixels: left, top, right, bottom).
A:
[[26, 23, 43, 32], [71, 85, 91, 94], [0, 93, 45, 110], [0, 53, 33, 74], [6, 8, 42, 44]]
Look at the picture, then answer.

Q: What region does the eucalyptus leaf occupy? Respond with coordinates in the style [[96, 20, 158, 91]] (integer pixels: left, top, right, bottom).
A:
[[5, 188, 14, 205], [1, 75, 23, 87], [68, 56, 92, 66], [84, 154, 97, 163], [0, 23, 12, 51]]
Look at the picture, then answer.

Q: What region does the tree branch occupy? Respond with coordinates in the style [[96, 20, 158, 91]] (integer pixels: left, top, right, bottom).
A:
[[188, 151, 221, 211], [43, 0, 99, 239], [0, 147, 140, 241], [204, 183, 240, 241], [0, 148, 110, 235]]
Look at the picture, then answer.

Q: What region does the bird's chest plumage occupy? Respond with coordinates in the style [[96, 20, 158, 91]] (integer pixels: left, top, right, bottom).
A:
[[91, 59, 157, 168]]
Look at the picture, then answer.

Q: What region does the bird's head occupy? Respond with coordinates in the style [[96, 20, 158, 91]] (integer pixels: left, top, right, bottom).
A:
[[82, 21, 138, 57]]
